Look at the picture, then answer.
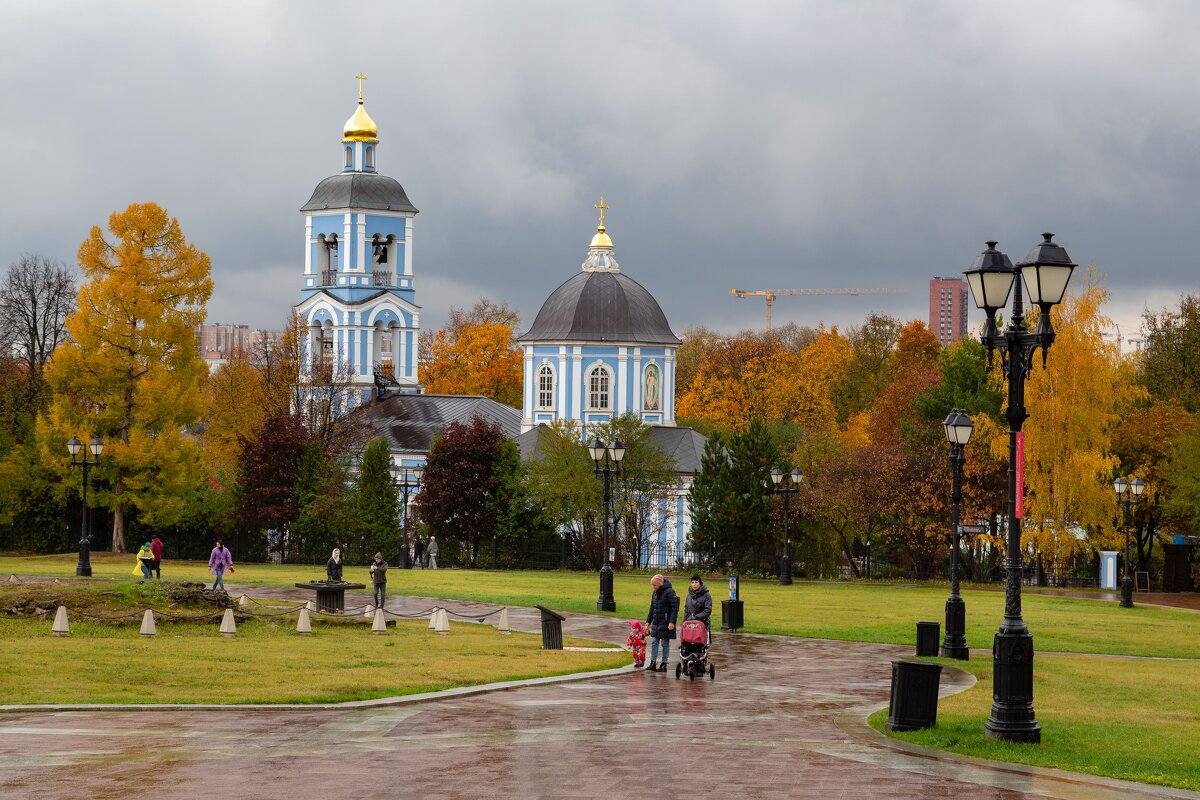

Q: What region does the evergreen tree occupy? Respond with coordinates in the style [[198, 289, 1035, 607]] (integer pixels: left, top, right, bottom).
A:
[[355, 438, 400, 562]]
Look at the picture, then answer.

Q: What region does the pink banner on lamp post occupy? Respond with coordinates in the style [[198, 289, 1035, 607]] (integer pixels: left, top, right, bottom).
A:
[[1015, 432, 1025, 519]]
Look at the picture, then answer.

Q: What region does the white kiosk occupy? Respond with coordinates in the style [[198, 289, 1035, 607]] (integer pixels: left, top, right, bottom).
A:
[[1100, 550, 1119, 590]]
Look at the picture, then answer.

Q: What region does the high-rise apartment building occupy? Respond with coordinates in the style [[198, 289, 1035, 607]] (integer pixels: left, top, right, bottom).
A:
[[929, 277, 969, 347]]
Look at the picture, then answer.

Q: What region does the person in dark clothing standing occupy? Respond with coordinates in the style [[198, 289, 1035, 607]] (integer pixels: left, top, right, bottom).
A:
[[369, 552, 388, 607], [326, 548, 344, 582], [413, 537, 425, 570], [149, 535, 164, 579], [645, 574, 679, 672], [684, 574, 712, 643]]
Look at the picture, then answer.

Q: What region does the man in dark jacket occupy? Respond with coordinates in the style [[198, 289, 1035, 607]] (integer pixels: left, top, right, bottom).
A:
[[369, 552, 388, 608], [149, 535, 164, 579], [645, 574, 679, 672]]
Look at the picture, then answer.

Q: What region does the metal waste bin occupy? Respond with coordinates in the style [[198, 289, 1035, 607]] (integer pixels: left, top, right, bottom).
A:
[[886, 660, 943, 731], [721, 599, 744, 631], [535, 604, 565, 650], [915, 621, 940, 657]]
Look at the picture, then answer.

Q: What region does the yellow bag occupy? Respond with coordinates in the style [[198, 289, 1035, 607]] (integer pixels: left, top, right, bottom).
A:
[[131, 562, 143, 576]]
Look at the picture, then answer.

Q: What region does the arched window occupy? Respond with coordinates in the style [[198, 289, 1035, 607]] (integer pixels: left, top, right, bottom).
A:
[[364, 146, 375, 168], [588, 365, 611, 411], [344, 146, 353, 168], [537, 363, 555, 410]]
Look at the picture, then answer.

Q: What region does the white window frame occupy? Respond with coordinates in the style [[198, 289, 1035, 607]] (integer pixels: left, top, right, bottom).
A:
[[587, 363, 612, 411], [536, 362, 556, 411]]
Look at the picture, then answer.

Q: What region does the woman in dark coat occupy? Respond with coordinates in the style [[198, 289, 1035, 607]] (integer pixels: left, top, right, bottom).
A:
[[683, 574, 712, 626], [326, 548, 344, 582], [645, 574, 679, 672]]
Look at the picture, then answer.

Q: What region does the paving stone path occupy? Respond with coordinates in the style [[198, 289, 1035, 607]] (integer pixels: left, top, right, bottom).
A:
[[0, 591, 1196, 800]]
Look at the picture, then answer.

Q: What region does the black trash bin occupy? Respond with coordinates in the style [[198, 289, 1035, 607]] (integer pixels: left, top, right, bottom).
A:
[[534, 604, 566, 650], [886, 660, 943, 731], [915, 621, 940, 656], [721, 599, 744, 631]]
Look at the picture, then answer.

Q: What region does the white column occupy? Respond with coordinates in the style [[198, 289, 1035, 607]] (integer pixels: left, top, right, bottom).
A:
[[304, 218, 313, 275], [632, 349, 643, 415], [617, 348, 628, 416], [523, 349, 535, 428], [557, 347, 567, 423], [392, 327, 403, 380], [343, 214, 353, 273], [405, 216, 414, 276], [571, 349, 583, 421], [664, 349, 675, 424]]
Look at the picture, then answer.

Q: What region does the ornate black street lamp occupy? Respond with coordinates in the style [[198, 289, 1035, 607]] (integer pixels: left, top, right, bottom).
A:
[[1113, 476, 1144, 609], [965, 233, 1076, 744], [589, 436, 624, 612], [940, 409, 974, 660], [67, 436, 104, 577], [770, 467, 803, 586]]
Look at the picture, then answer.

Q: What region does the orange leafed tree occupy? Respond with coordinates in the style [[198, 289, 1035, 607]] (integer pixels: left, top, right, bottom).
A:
[[422, 300, 523, 408]]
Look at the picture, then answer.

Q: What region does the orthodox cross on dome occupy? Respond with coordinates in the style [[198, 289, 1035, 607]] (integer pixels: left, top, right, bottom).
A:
[[594, 196, 609, 229], [355, 72, 368, 102]]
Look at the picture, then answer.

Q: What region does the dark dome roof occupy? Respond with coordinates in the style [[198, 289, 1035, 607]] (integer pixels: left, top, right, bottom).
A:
[[300, 173, 419, 213], [519, 271, 679, 345]]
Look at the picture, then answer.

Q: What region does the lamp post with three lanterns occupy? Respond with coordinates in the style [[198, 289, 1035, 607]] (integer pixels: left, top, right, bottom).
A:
[[940, 409, 973, 660], [770, 468, 803, 586], [67, 436, 105, 577], [1113, 476, 1144, 609], [964, 232, 1077, 744], [589, 437, 624, 612]]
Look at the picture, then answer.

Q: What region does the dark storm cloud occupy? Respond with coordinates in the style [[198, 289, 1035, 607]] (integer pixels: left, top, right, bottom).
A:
[[2, 1, 1197, 339]]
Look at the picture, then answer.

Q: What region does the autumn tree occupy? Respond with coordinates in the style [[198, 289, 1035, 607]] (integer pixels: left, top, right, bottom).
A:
[[835, 313, 901, 421], [199, 348, 267, 487], [43, 203, 212, 552], [525, 420, 604, 560], [999, 267, 1139, 569], [415, 416, 511, 565], [421, 299, 522, 407], [233, 409, 308, 559], [1165, 416, 1200, 535]]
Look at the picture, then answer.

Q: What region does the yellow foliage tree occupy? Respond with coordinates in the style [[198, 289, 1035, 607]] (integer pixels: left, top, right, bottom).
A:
[[43, 203, 212, 552], [989, 266, 1144, 565], [199, 349, 267, 488], [422, 303, 523, 408]]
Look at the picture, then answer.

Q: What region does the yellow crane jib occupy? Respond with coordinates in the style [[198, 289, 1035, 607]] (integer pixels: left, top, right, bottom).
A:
[[730, 287, 911, 331]]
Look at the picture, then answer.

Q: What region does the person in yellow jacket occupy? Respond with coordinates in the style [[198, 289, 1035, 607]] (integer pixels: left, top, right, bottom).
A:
[[132, 542, 154, 581]]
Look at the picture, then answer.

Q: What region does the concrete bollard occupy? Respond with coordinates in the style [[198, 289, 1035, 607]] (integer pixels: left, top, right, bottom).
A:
[[428, 606, 439, 629], [52, 606, 70, 636], [140, 610, 157, 637], [7, 574, 17, 583], [371, 608, 387, 634], [238, 594, 249, 607], [296, 607, 312, 635], [219, 608, 237, 637], [435, 607, 450, 635], [497, 607, 510, 635], [306, 600, 316, 612], [365, 603, 374, 617]]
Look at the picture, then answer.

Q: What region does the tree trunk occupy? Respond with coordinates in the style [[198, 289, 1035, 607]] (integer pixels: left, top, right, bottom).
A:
[[112, 470, 126, 554]]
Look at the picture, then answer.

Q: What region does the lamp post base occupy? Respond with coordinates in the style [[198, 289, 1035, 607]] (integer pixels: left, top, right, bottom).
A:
[[1120, 576, 1134, 608], [76, 541, 92, 578], [75, 564, 92, 578], [597, 565, 616, 612], [778, 554, 792, 586], [940, 594, 969, 660], [985, 629, 1041, 743]]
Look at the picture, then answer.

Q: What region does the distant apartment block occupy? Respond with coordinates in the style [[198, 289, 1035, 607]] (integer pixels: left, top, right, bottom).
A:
[[195, 322, 281, 369], [929, 277, 969, 347]]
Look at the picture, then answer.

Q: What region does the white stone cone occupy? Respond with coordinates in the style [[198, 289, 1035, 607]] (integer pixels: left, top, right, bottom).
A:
[[7, 574, 17, 583], [296, 607, 312, 635], [365, 603, 374, 617], [435, 607, 450, 635], [219, 608, 237, 636], [371, 608, 387, 634], [306, 600, 316, 612], [428, 606, 439, 629], [497, 607, 510, 635], [140, 610, 157, 636], [51, 606, 69, 636], [238, 594, 249, 606]]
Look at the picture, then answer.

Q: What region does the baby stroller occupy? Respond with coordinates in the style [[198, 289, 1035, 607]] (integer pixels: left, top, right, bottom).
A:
[[675, 619, 715, 680]]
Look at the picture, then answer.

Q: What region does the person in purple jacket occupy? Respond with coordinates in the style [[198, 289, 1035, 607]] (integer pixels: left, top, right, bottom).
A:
[[208, 538, 234, 592]]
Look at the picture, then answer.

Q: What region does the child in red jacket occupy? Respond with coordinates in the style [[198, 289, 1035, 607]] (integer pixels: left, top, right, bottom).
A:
[[627, 620, 648, 668]]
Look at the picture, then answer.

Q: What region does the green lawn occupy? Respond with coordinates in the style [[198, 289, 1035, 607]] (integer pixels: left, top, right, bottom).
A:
[[870, 654, 1200, 791]]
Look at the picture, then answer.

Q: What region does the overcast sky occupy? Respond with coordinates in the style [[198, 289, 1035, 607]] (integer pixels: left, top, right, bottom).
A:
[[2, 1, 1196, 346]]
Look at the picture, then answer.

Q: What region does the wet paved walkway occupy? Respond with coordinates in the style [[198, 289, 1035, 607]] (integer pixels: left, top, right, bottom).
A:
[[0, 591, 1196, 800]]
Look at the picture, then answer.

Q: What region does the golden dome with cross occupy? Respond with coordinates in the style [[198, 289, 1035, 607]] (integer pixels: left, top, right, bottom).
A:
[[343, 72, 379, 143]]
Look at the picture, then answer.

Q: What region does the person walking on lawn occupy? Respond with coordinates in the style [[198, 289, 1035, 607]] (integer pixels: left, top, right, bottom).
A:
[[426, 536, 439, 569], [645, 574, 679, 672], [149, 535, 164, 579], [208, 538, 233, 592]]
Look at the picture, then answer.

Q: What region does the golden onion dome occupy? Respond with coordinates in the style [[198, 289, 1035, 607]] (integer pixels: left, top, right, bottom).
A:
[[343, 100, 379, 143]]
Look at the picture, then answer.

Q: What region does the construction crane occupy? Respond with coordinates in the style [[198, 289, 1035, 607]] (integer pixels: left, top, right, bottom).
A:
[[730, 287, 912, 331]]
